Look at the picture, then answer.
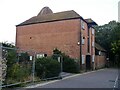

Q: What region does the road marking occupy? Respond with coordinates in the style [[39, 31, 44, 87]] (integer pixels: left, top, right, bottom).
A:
[[113, 75, 118, 89], [26, 68, 105, 88]]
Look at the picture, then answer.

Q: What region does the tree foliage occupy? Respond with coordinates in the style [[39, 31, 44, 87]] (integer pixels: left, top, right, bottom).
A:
[[95, 21, 120, 66], [95, 21, 117, 52]]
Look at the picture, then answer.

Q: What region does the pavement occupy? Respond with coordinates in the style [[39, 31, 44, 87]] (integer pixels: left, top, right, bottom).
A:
[[24, 68, 119, 89]]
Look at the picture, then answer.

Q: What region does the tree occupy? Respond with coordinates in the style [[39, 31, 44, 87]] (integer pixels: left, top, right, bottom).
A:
[[95, 21, 120, 66], [111, 23, 120, 67], [95, 21, 117, 52]]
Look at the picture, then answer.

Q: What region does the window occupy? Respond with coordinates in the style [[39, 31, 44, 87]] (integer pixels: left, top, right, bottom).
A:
[[92, 28, 94, 35], [82, 37, 85, 45], [92, 41, 94, 47], [82, 55, 85, 64], [81, 20, 85, 30], [29, 56, 33, 60], [36, 54, 44, 58], [92, 55, 95, 62]]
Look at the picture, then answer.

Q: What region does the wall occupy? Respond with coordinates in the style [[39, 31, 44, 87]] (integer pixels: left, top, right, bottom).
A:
[[95, 55, 106, 69], [16, 19, 81, 59]]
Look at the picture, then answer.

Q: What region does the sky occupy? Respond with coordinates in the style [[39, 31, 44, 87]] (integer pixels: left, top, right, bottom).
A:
[[0, 0, 119, 43]]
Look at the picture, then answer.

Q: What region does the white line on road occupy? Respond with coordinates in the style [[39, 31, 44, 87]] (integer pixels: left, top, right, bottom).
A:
[[113, 75, 118, 89]]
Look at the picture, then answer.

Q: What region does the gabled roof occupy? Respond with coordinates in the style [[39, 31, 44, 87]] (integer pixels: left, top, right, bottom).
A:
[[95, 43, 106, 52], [85, 18, 98, 27], [17, 10, 82, 26]]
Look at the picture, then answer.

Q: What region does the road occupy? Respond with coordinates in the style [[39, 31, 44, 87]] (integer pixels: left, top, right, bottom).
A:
[[27, 68, 119, 89]]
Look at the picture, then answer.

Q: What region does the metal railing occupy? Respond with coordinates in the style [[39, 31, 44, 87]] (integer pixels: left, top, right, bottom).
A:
[[0, 43, 37, 89], [0, 44, 63, 89]]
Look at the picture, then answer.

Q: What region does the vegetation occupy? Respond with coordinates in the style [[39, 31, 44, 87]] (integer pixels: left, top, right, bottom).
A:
[[35, 57, 61, 78], [62, 55, 79, 73], [95, 21, 120, 67], [52, 48, 79, 73], [2, 42, 32, 84]]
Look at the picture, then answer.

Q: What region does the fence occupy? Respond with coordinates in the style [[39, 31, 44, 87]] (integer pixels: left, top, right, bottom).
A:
[[0, 44, 63, 89], [0, 43, 38, 89]]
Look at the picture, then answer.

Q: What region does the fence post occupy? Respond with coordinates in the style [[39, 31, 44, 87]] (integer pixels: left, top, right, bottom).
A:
[[32, 52, 36, 83], [0, 43, 2, 90]]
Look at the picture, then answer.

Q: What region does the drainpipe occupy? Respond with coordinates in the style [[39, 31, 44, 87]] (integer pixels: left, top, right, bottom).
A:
[[80, 20, 82, 71]]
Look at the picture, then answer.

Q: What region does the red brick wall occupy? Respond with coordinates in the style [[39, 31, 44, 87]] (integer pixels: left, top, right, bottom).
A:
[[95, 55, 106, 69], [81, 20, 88, 56], [16, 19, 81, 59]]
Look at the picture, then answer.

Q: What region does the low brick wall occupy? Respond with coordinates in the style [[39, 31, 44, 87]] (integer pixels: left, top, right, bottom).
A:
[[95, 55, 106, 69]]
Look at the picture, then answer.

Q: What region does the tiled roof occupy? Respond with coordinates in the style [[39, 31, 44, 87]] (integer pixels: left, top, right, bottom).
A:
[[17, 10, 81, 26], [85, 18, 98, 26], [95, 43, 106, 52]]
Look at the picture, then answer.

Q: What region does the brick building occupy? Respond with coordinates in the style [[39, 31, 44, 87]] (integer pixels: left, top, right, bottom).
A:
[[16, 7, 97, 69], [95, 43, 107, 69]]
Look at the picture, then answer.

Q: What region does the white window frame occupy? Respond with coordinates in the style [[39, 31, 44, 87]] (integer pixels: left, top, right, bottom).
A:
[[92, 28, 94, 35], [82, 55, 85, 64], [81, 20, 85, 30], [92, 41, 94, 47], [92, 55, 95, 62], [82, 37, 85, 45], [36, 54, 44, 58], [29, 56, 33, 60]]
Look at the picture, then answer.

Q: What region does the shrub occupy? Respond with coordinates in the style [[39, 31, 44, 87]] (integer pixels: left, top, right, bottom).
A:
[[52, 48, 80, 73], [5, 63, 31, 84], [62, 54, 79, 73], [35, 57, 61, 79]]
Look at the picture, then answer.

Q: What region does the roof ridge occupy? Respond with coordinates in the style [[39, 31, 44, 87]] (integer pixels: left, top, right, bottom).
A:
[[17, 10, 81, 26]]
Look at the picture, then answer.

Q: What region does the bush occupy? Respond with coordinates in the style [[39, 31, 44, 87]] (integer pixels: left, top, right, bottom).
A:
[[5, 63, 31, 84], [52, 48, 80, 73], [62, 54, 79, 73], [35, 57, 61, 79]]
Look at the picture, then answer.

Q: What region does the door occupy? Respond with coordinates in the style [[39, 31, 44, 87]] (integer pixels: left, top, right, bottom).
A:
[[86, 55, 91, 70]]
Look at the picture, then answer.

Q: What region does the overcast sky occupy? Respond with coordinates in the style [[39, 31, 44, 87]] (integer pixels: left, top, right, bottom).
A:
[[0, 0, 119, 43]]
